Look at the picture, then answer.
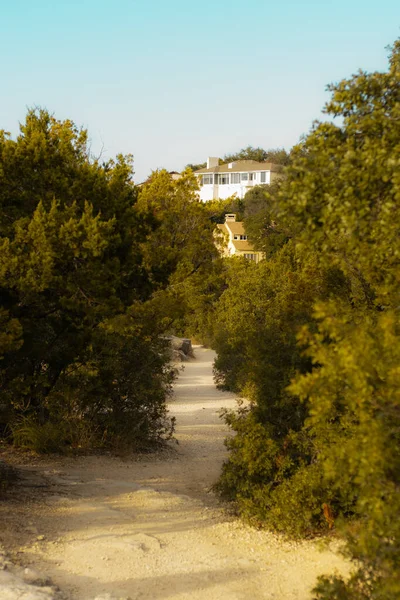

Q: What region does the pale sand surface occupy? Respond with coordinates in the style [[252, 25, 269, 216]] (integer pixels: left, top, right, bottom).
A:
[[0, 347, 350, 599]]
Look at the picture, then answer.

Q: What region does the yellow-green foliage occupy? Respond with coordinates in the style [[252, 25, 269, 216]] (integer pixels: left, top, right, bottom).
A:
[[211, 40, 400, 599], [11, 416, 73, 454], [136, 169, 219, 289], [213, 246, 350, 535], [0, 109, 178, 452], [0, 308, 22, 359]]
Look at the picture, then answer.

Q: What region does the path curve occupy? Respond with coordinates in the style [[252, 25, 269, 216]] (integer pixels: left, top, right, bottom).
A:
[[0, 347, 349, 599]]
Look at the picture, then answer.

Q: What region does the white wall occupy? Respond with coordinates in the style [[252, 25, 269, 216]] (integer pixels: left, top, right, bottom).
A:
[[197, 171, 271, 202]]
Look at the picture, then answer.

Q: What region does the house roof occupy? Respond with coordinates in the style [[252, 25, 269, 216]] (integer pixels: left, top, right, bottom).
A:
[[222, 221, 245, 235], [217, 221, 246, 235], [195, 160, 283, 175], [217, 222, 257, 252], [232, 240, 255, 251]]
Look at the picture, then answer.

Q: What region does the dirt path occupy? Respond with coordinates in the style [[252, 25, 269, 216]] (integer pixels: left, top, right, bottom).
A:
[[0, 347, 349, 599]]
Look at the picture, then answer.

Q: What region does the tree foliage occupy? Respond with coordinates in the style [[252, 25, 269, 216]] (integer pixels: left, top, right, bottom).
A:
[[136, 169, 218, 287], [0, 109, 177, 451], [208, 40, 400, 599], [242, 182, 291, 256], [133, 168, 225, 341], [185, 161, 207, 171], [223, 145, 290, 165]]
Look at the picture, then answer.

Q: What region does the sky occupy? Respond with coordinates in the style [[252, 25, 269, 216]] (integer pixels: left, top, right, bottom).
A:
[[1, 0, 399, 182]]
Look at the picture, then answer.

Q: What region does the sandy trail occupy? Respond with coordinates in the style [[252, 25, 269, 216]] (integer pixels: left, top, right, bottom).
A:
[[0, 347, 349, 599]]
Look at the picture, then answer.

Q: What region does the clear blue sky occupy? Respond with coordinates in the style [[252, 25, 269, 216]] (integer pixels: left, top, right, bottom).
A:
[[1, 0, 399, 181]]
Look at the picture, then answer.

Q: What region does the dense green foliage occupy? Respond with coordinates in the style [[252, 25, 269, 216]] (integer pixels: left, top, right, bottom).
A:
[[185, 161, 207, 171], [212, 246, 351, 535], [203, 41, 400, 599], [0, 111, 217, 453], [242, 182, 292, 256], [136, 168, 218, 288], [223, 145, 290, 165]]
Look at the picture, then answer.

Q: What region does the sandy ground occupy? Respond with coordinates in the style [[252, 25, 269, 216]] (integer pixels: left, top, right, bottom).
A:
[[0, 347, 350, 599]]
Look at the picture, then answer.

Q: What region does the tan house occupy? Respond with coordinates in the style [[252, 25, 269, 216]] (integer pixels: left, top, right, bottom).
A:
[[216, 214, 263, 263]]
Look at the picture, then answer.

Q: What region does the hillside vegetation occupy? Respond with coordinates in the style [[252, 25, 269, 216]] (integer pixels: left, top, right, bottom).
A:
[[0, 38, 399, 600], [0, 115, 216, 452], [183, 41, 400, 600]]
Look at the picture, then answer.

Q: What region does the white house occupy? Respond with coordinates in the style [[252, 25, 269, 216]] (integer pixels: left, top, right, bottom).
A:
[[216, 214, 263, 263], [195, 157, 283, 202]]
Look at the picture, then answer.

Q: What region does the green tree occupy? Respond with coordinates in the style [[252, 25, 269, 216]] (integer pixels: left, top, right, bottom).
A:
[[211, 39, 400, 599], [185, 161, 207, 171], [212, 244, 350, 534], [242, 182, 291, 256], [280, 39, 400, 600], [0, 109, 174, 451], [136, 169, 219, 289], [223, 146, 290, 165]]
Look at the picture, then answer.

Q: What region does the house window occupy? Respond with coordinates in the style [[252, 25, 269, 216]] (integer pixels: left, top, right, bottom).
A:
[[234, 234, 240, 240], [241, 173, 248, 181], [201, 174, 213, 185], [219, 173, 230, 184], [240, 234, 247, 240], [260, 172, 266, 183], [231, 173, 240, 184], [244, 253, 256, 261], [249, 173, 255, 181]]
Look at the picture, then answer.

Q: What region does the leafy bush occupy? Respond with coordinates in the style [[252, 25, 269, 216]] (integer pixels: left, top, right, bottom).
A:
[[0, 110, 190, 452], [11, 416, 73, 454], [210, 39, 400, 599], [211, 246, 352, 535]]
